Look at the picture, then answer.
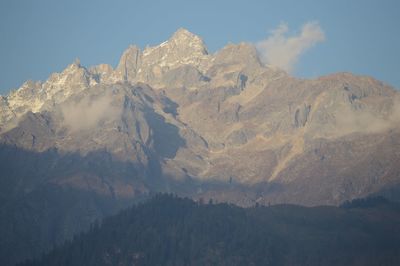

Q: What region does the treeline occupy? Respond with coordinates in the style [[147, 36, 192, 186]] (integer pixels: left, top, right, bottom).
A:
[[340, 196, 392, 208], [19, 194, 400, 266]]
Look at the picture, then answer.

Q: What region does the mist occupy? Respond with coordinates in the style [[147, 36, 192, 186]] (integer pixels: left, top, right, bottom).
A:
[[334, 96, 400, 135], [61, 92, 121, 132]]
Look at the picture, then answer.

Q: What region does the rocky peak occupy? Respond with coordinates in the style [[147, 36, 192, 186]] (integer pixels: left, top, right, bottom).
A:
[[50, 59, 88, 83], [3, 60, 98, 123], [108, 29, 210, 87], [168, 28, 208, 55], [113, 45, 142, 83], [170, 28, 196, 40], [212, 43, 260, 67], [128, 29, 211, 86], [29, 60, 97, 112], [141, 29, 208, 67]]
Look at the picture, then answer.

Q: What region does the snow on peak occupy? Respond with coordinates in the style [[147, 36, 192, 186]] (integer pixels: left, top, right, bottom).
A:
[[138, 28, 209, 76], [3, 60, 99, 126]]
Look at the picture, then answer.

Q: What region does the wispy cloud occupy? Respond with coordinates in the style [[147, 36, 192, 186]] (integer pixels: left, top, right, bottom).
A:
[[256, 21, 325, 73], [61, 92, 121, 132], [330, 95, 400, 136]]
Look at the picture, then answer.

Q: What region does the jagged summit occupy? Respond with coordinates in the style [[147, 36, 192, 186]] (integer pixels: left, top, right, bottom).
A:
[[104, 28, 212, 86], [168, 28, 209, 55], [140, 28, 209, 66], [170, 27, 195, 38]]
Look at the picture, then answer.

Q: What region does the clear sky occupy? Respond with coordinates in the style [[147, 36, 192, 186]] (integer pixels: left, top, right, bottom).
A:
[[1, 0, 399, 94]]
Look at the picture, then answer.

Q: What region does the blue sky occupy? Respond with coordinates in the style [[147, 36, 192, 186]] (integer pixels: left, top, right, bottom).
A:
[[1, 0, 399, 94]]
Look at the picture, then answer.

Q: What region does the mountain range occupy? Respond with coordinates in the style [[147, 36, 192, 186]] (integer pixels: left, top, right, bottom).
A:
[[1, 28, 400, 265]]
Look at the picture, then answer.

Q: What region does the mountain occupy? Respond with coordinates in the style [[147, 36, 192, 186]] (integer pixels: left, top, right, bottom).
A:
[[18, 194, 400, 266], [1, 28, 400, 265]]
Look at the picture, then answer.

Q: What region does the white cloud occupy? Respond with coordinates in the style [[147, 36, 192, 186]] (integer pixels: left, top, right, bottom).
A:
[[256, 21, 325, 73], [61, 92, 121, 132]]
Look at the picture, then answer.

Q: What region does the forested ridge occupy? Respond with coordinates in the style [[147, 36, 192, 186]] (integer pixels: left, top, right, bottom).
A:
[[20, 195, 400, 266]]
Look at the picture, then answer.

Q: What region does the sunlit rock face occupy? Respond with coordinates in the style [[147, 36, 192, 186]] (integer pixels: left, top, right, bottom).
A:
[[1, 28, 400, 207]]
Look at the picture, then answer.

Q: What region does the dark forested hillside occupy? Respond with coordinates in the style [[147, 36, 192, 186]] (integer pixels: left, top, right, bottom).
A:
[[20, 194, 400, 266], [0, 144, 150, 266]]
